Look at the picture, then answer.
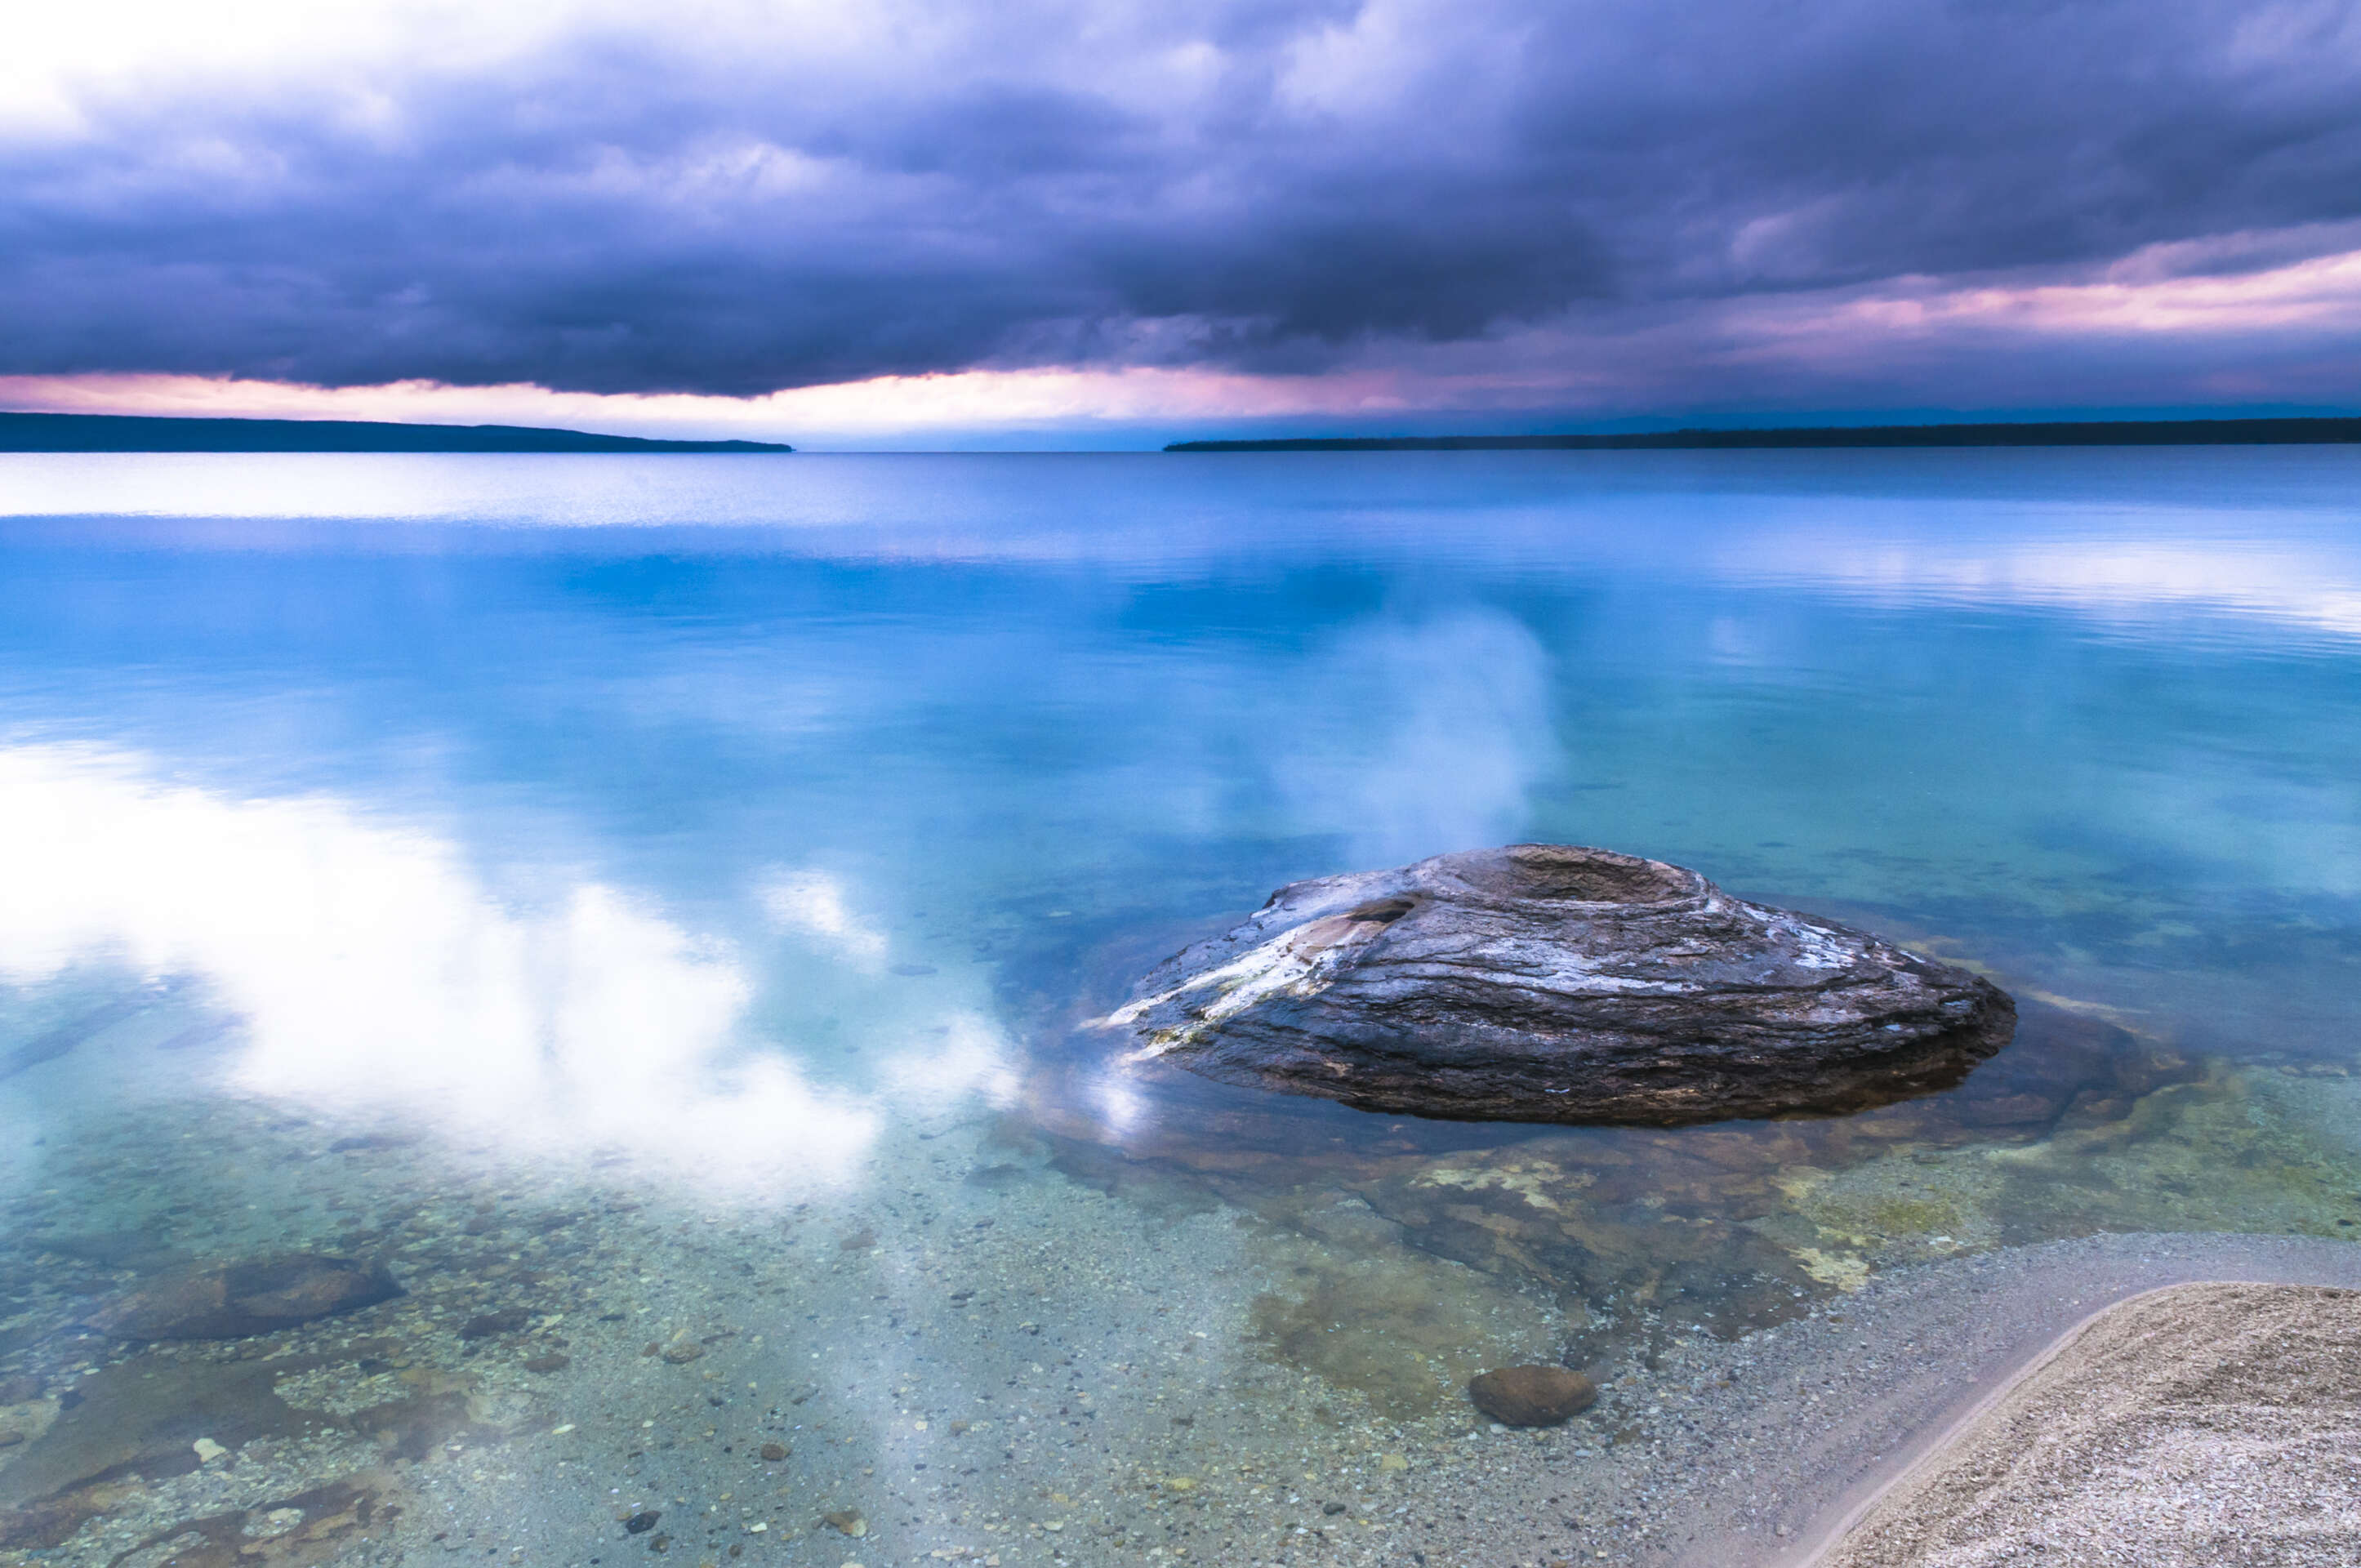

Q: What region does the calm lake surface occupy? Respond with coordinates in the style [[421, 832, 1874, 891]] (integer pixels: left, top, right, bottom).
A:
[[0, 448, 2356, 1566]]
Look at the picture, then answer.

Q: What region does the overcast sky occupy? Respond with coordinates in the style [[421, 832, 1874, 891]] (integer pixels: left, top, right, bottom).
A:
[[4, 0, 2359, 445]]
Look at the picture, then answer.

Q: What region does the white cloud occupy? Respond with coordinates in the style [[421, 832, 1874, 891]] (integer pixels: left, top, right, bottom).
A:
[[758, 867, 889, 964], [880, 1012, 1022, 1110], [0, 742, 882, 1196]]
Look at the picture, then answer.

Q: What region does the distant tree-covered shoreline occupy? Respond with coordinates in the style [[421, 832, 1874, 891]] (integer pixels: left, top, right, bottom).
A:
[[0, 412, 792, 453], [1166, 417, 2361, 452]]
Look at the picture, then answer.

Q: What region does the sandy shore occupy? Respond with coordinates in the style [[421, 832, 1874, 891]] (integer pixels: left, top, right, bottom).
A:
[[1671, 1236, 2361, 1568], [1817, 1281, 2361, 1567]]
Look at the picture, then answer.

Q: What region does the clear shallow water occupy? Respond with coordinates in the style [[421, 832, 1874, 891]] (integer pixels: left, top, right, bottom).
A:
[[0, 448, 2356, 1564]]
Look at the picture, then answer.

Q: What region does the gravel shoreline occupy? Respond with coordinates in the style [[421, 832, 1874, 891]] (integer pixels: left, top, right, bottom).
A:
[[1408, 1232, 2361, 1567], [1821, 1281, 2361, 1568]]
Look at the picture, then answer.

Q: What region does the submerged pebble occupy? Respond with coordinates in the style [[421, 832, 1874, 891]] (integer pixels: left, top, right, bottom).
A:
[[1468, 1365, 1599, 1427], [458, 1308, 530, 1341]]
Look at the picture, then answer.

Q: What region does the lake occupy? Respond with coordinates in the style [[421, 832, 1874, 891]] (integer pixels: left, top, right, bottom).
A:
[[1, 448, 2356, 1566]]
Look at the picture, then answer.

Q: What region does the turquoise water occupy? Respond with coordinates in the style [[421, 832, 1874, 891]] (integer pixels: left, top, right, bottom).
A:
[[0, 448, 2356, 1562]]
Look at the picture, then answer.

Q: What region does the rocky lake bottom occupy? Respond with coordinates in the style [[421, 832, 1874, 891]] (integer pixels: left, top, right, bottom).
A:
[[2, 963, 2356, 1568]]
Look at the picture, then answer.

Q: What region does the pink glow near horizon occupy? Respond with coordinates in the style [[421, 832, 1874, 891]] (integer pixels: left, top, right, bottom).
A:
[[1838, 247, 2361, 337], [7, 244, 2358, 442], [0, 366, 1429, 443]]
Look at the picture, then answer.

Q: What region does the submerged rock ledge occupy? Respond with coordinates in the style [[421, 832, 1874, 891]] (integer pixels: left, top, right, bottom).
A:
[[1095, 844, 2015, 1125]]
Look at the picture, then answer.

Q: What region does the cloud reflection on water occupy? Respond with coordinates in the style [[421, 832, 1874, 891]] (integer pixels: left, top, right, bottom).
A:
[[0, 742, 926, 1196], [10, 452, 2359, 653], [1714, 532, 2361, 648], [759, 867, 890, 968]]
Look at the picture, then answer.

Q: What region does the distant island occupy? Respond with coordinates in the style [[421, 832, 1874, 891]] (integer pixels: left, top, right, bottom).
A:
[[1165, 416, 2361, 452], [0, 411, 792, 453]]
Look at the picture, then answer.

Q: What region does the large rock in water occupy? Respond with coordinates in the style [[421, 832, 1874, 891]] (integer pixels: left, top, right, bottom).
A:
[[1095, 844, 2015, 1125], [91, 1255, 402, 1342]]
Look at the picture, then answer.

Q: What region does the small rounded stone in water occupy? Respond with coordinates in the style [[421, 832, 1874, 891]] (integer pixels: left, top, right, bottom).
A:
[[459, 1308, 530, 1341], [760, 1441, 788, 1461], [1467, 1365, 1597, 1427]]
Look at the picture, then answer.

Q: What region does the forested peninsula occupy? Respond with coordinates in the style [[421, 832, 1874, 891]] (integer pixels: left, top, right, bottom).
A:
[[0, 412, 792, 452]]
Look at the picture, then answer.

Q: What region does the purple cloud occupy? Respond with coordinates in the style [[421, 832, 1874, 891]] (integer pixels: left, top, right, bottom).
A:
[[2, 0, 2359, 417]]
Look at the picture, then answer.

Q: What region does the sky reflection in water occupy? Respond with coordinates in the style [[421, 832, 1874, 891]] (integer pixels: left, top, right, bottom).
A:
[[2, 448, 2358, 1202]]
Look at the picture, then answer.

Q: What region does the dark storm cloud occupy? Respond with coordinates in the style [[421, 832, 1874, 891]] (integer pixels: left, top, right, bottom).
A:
[[5, 0, 2359, 396]]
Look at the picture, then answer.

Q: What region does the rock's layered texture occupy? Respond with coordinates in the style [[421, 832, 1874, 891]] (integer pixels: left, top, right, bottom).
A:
[[1096, 844, 2014, 1125]]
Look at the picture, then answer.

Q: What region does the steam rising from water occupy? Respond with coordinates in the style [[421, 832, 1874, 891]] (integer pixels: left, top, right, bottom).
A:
[[1278, 609, 1559, 865]]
